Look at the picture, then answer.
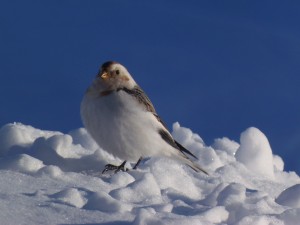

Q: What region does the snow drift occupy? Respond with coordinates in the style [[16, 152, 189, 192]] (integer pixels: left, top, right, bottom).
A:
[[0, 122, 299, 225]]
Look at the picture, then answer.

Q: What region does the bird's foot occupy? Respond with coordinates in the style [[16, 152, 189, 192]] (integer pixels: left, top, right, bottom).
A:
[[102, 160, 128, 174], [102, 157, 143, 174]]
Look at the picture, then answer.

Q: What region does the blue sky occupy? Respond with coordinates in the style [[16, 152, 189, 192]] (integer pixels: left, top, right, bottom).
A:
[[1, 1, 300, 173]]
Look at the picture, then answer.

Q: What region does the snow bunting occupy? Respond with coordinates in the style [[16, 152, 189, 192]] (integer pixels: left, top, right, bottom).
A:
[[81, 61, 208, 175]]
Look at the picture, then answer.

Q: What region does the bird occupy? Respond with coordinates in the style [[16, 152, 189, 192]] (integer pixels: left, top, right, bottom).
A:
[[80, 61, 208, 175]]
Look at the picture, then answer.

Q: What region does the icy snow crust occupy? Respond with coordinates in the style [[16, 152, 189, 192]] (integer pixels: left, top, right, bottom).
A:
[[0, 123, 299, 225]]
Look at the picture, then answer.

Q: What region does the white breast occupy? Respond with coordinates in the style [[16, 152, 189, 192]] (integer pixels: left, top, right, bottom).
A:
[[80, 91, 175, 162]]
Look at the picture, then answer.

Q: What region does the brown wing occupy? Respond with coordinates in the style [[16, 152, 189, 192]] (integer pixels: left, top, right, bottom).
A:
[[117, 86, 207, 174]]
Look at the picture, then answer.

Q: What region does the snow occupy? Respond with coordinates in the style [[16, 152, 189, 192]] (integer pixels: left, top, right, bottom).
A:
[[235, 127, 275, 179], [276, 184, 300, 208], [0, 122, 299, 225]]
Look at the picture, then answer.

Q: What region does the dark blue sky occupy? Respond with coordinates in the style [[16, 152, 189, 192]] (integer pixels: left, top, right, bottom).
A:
[[1, 1, 300, 173]]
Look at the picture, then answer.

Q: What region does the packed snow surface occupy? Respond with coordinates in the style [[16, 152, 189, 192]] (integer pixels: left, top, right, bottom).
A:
[[0, 122, 299, 225]]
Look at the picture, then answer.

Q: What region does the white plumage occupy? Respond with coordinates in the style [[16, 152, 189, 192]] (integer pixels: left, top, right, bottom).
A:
[[81, 61, 207, 174]]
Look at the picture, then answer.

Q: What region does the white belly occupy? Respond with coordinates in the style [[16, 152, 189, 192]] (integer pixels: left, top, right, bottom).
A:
[[81, 91, 175, 162]]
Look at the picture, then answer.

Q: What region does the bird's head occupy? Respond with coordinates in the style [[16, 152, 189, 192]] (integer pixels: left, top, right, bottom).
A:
[[97, 61, 136, 90]]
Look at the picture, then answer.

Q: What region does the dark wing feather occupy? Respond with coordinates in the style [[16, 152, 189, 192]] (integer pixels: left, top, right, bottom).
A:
[[153, 113, 168, 130], [159, 129, 198, 159], [158, 129, 180, 150], [174, 140, 198, 159]]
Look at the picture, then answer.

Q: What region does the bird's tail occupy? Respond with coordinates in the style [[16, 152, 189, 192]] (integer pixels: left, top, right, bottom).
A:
[[186, 160, 209, 175], [175, 154, 208, 175], [173, 141, 208, 175], [185, 158, 209, 175]]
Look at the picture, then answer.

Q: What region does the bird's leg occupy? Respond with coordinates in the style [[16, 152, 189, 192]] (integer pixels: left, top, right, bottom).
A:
[[133, 157, 143, 170], [102, 160, 127, 174]]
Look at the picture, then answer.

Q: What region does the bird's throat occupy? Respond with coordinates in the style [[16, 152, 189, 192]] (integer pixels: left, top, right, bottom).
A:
[[100, 90, 114, 96]]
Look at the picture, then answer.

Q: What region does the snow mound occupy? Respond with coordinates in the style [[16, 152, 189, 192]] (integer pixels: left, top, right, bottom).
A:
[[49, 188, 87, 208], [235, 127, 275, 179], [0, 122, 298, 224]]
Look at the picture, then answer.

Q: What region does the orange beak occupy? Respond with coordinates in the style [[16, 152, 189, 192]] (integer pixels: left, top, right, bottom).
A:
[[101, 72, 109, 79]]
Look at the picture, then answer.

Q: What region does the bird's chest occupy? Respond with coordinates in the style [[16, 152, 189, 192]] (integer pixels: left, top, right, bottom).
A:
[[98, 92, 140, 118], [82, 91, 160, 160], [86, 92, 145, 137]]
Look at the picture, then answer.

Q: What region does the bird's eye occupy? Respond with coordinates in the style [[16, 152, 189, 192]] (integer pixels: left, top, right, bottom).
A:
[[116, 70, 120, 75]]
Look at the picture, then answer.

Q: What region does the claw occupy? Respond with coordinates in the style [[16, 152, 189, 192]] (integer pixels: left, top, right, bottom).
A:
[[102, 160, 127, 174]]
